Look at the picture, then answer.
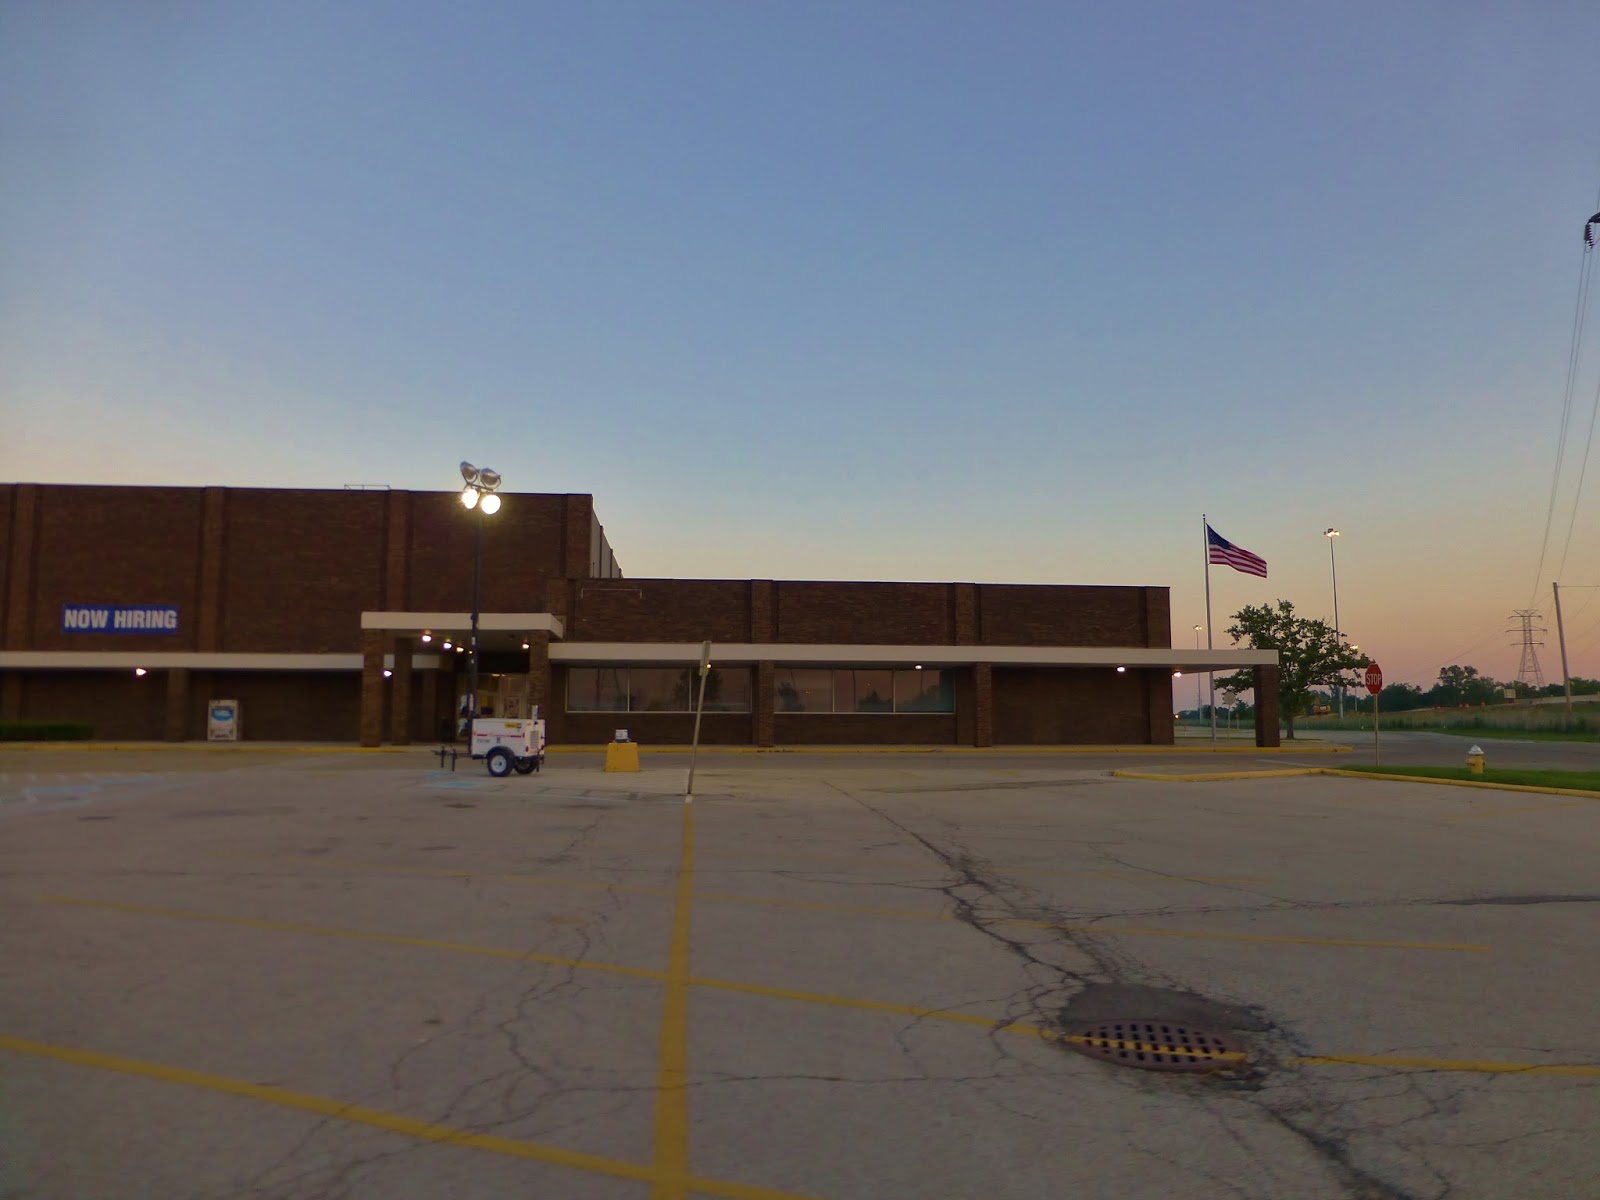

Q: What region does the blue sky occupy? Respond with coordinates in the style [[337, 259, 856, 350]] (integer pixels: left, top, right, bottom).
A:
[[4, 1, 1600, 686]]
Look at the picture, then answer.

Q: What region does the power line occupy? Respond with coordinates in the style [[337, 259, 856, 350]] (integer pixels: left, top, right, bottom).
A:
[[1530, 224, 1598, 602]]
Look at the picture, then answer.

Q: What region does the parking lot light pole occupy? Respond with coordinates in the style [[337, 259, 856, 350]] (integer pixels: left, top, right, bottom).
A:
[[459, 462, 503, 752], [1325, 528, 1342, 719]]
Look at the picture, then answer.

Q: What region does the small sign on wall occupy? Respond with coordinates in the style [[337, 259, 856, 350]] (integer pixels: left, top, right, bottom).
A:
[[208, 701, 240, 742], [61, 605, 179, 634]]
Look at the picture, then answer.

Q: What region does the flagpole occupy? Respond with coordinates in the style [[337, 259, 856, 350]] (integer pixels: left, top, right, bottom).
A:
[[1203, 514, 1216, 742]]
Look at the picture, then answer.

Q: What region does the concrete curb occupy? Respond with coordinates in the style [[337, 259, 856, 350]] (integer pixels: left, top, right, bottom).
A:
[[1320, 768, 1600, 801], [1112, 768, 1326, 782], [1113, 765, 1600, 800], [0, 741, 1352, 757], [0, 743, 412, 754], [545, 743, 1354, 756]]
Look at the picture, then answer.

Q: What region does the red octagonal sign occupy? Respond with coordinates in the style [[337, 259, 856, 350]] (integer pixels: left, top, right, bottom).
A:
[[1365, 664, 1383, 695]]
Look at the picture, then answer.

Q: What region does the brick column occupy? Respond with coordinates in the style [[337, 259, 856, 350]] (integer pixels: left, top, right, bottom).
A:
[[388, 639, 413, 744], [1253, 664, 1281, 748], [197, 487, 226, 651], [359, 630, 386, 747], [383, 491, 410, 609], [525, 632, 551, 720], [4, 484, 39, 650], [755, 661, 775, 747], [974, 662, 993, 748], [164, 669, 190, 742], [750, 581, 774, 642], [954, 584, 978, 645], [0, 674, 21, 722], [1146, 670, 1174, 745], [419, 665, 440, 743]]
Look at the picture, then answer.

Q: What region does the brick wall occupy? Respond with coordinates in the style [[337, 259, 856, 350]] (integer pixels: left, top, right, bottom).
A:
[[775, 582, 954, 643], [26, 486, 207, 652], [19, 672, 165, 740], [977, 584, 1153, 647], [0, 485, 18, 646], [566, 579, 754, 642], [407, 491, 569, 613], [194, 672, 363, 742], [991, 667, 1154, 744], [555, 711, 754, 746], [774, 713, 958, 745], [221, 490, 388, 653]]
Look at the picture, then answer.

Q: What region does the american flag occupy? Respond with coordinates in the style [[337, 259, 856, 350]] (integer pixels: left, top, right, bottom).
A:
[[1207, 524, 1268, 578]]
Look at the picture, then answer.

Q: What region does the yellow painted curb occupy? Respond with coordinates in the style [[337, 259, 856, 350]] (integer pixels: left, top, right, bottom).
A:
[[1113, 765, 1600, 801], [1113, 768, 1326, 782], [545, 743, 1352, 756], [0, 743, 410, 754], [1320, 769, 1600, 801]]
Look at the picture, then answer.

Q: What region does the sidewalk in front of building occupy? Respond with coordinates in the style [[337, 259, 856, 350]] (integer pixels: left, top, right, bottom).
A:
[[0, 738, 1349, 755]]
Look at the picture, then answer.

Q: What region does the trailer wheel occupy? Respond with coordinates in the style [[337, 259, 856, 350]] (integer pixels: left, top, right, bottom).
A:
[[513, 756, 536, 775], [485, 748, 513, 778]]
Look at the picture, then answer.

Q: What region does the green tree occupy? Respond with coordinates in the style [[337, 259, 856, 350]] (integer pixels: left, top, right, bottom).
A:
[[1214, 600, 1369, 740], [1377, 682, 1427, 712], [1430, 665, 1502, 707]]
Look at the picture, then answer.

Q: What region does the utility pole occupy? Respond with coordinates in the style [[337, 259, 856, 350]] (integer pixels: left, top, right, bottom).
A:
[[1553, 583, 1573, 715]]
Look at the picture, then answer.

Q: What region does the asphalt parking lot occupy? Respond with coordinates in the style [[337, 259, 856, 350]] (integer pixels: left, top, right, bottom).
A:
[[2, 741, 1598, 1199]]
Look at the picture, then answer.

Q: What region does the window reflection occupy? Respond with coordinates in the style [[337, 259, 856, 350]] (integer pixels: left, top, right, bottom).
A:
[[836, 669, 894, 712], [773, 667, 956, 713], [775, 668, 832, 712], [566, 667, 753, 713], [894, 669, 956, 712]]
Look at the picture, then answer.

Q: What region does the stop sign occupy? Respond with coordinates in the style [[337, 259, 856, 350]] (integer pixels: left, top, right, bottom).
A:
[[1365, 664, 1383, 695]]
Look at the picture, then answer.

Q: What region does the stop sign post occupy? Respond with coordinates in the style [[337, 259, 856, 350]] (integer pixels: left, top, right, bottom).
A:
[[1365, 662, 1382, 765]]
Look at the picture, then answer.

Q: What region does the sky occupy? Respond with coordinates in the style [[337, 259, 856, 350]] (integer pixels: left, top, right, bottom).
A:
[[3, 1, 1600, 688]]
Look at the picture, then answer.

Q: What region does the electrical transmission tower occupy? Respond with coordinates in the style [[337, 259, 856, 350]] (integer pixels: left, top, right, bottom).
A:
[[1507, 610, 1547, 689]]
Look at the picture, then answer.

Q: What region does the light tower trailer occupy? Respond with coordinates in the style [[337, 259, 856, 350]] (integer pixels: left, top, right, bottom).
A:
[[469, 714, 547, 777]]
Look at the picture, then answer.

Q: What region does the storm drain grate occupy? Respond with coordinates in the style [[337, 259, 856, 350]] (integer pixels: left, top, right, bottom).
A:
[[1060, 1019, 1246, 1073]]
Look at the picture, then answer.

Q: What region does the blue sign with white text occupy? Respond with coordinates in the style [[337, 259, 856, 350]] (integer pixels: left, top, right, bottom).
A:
[[61, 605, 180, 634]]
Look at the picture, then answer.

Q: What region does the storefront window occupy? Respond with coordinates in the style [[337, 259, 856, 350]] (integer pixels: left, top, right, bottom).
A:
[[835, 669, 895, 712], [772, 667, 957, 713], [775, 668, 833, 712], [566, 666, 752, 713], [894, 668, 956, 712], [702, 667, 753, 712], [629, 668, 696, 712], [567, 667, 627, 711]]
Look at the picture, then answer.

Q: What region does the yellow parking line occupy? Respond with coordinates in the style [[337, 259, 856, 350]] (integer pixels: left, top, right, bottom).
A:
[[251, 857, 1457, 951], [0, 1035, 818, 1200], [652, 802, 695, 1200], [34, 898, 1587, 1078]]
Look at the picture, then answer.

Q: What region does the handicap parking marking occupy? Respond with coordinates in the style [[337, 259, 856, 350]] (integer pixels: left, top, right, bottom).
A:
[[0, 772, 184, 816]]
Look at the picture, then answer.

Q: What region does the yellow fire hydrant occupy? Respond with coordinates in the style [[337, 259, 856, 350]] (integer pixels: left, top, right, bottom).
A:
[[1466, 745, 1485, 775]]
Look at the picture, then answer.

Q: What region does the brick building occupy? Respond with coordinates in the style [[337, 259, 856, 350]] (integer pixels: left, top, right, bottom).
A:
[[0, 485, 1281, 746]]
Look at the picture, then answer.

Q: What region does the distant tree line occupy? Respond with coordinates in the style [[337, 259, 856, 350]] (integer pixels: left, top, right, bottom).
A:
[[1186, 598, 1600, 739], [1356, 666, 1600, 713]]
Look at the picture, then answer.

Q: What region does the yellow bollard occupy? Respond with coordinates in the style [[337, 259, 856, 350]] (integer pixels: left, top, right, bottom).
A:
[[1466, 744, 1484, 775], [604, 740, 641, 772]]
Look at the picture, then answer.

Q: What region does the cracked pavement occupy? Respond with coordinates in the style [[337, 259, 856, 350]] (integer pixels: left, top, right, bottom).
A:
[[1, 746, 1597, 1198]]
